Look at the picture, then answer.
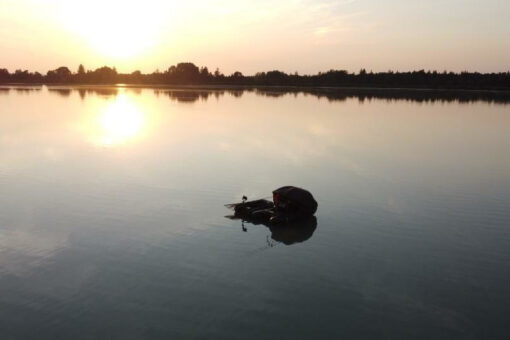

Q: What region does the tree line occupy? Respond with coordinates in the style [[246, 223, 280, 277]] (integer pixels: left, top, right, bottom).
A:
[[1, 63, 509, 90]]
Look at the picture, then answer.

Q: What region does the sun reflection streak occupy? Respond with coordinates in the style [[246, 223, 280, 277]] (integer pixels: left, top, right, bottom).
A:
[[94, 93, 145, 146]]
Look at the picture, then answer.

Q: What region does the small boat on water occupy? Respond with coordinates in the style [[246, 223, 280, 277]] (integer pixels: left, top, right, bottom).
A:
[[225, 186, 318, 225]]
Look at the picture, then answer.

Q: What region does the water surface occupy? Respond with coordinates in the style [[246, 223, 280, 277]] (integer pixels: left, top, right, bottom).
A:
[[1, 86, 509, 339]]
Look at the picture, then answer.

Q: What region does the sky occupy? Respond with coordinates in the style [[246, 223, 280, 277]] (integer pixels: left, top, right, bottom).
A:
[[0, 0, 509, 74]]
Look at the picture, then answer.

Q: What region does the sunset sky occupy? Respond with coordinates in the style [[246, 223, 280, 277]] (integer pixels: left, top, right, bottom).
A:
[[1, 0, 509, 74]]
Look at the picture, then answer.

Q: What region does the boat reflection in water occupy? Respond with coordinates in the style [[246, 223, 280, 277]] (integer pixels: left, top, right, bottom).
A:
[[227, 215, 317, 246], [267, 216, 317, 245]]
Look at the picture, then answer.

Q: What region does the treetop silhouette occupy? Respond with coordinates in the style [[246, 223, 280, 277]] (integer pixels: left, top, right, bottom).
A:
[[0, 63, 509, 90]]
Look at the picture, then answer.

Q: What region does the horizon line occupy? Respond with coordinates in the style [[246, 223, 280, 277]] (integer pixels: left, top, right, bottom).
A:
[[2, 63, 510, 76]]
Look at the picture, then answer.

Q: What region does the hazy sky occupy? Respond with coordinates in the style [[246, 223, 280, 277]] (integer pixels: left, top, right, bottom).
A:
[[1, 0, 509, 74]]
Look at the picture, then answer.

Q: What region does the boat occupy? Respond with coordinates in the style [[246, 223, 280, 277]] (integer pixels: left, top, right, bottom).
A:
[[225, 186, 318, 225]]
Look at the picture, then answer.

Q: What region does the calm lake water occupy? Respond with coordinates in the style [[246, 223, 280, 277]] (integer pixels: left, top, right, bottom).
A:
[[1, 85, 509, 339]]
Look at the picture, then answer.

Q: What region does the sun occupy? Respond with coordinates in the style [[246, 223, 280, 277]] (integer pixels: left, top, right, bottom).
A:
[[88, 28, 152, 60], [60, 1, 162, 59]]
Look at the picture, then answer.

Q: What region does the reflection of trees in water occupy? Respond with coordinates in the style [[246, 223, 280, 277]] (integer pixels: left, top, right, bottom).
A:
[[47, 87, 121, 99], [85, 88, 119, 96], [51, 87, 138, 98], [12, 87, 42, 94], [155, 90, 212, 103], [153, 89, 244, 103], [254, 88, 510, 104], [255, 90, 287, 98], [40, 86, 510, 104], [229, 90, 244, 98], [306, 88, 510, 104], [48, 89, 72, 97]]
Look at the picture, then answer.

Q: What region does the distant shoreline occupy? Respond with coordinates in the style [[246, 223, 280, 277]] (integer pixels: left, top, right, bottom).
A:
[[2, 63, 509, 91], [2, 83, 510, 93]]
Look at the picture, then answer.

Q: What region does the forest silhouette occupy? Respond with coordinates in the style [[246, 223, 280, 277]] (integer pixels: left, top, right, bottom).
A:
[[1, 62, 509, 90]]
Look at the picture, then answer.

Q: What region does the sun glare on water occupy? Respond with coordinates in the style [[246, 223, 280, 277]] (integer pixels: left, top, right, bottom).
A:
[[95, 93, 145, 146]]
